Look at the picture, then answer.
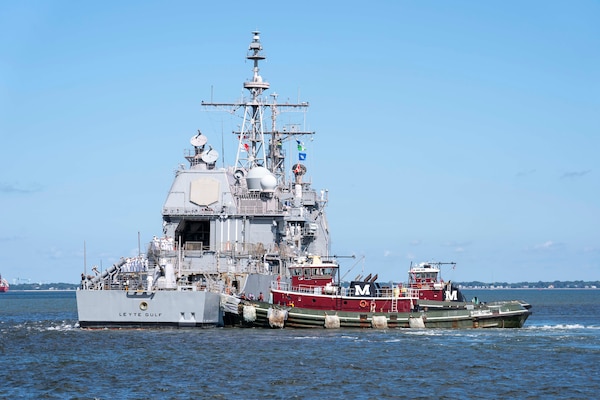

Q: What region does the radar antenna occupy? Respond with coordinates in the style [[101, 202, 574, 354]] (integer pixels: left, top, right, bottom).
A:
[[201, 32, 313, 185]]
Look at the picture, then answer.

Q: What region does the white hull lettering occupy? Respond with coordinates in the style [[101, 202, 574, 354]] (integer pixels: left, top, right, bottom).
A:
[[118, 312, 163, 317]]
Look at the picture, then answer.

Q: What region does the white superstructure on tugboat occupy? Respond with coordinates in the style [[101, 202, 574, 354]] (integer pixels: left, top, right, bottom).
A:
[[76, 32, 331, 328]]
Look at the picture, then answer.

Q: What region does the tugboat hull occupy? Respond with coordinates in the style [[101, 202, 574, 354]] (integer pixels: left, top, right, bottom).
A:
[[239, 300, 531, 329]]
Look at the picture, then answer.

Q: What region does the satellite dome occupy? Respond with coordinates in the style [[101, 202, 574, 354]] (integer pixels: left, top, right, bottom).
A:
[[246, 166, 269, 191], [260, 173, 277, 192]]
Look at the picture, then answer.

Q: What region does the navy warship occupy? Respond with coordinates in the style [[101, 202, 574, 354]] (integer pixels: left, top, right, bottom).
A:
[[76, 32, 331, 328]]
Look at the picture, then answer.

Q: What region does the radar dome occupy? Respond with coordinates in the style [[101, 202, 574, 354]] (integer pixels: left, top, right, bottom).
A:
[[260, 173, 277, 192], [246, 166, 269, 191]]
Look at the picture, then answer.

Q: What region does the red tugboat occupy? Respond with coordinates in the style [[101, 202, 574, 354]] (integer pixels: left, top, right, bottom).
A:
[[272, 255, 418, 314], [0, 274, 9, 293], [240, 256, 531, 329], [407, 261, 466, 303]]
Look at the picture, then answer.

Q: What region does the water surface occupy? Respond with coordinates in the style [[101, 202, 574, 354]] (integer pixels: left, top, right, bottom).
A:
[[1, 289, 598, 399]]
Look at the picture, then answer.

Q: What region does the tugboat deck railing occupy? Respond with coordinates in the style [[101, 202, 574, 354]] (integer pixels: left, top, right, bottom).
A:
[[271, 281, 419, 299]]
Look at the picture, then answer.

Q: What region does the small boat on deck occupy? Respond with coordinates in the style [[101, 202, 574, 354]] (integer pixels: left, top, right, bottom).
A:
[[233, 256, 531, 329]]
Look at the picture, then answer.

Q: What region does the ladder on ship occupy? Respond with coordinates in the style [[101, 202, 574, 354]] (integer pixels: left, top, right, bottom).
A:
[[390, 287, 398, 312]]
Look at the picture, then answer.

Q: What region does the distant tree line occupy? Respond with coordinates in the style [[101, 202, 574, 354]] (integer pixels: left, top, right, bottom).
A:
[[6, 281, 600, 291], [458, 280, 600, 289], [8, 283, 79, 291]]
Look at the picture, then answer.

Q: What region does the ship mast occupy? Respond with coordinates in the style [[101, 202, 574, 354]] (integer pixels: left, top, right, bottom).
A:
[[201, 31, 313, 185], [237, 31, 270, 170]]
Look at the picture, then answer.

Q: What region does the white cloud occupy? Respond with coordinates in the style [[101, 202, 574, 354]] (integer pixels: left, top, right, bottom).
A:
[[535, 240, 554, 249], [531, 240, 563, 251]]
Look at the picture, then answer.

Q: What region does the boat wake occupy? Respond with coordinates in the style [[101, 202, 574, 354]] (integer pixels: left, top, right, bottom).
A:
[[3, 321, 78, 333], [529, 324, 600, 330], [46, 322, 78, 331]]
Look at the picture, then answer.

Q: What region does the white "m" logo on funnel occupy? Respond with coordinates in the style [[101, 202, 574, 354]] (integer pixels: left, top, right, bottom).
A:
[[445, 290, 458, 301], [355, 285, 371, 296]]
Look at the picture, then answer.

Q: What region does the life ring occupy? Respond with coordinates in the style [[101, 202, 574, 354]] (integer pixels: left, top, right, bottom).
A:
[[359, 300, 368, 308], [417, 283, 422, 289]]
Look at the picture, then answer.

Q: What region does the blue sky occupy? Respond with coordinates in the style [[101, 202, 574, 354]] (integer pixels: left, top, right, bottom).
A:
[[1, 1, 598, 284]]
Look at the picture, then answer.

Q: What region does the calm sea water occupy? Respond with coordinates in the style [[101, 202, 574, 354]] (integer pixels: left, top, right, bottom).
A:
[[1, 289, 599, 399]]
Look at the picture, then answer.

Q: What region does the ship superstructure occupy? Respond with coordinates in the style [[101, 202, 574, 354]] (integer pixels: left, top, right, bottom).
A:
[[161, 31, 329, 294]]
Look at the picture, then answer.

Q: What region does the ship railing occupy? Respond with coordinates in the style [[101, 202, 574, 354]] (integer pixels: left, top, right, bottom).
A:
[[99, 275, 147, 291], [394, 287, 419, 299], [270, 282, 328, 295], [183, 241, 201, 251], [237, 205, 285, 215], [176, 240, 267, 255], [343, 286, 419, 299], [270, 281, 419, 299], [82, 256, 147, 289], [215, 241, 274, 259], [162, 206, 216, 216], [175, 255, 268, 275]]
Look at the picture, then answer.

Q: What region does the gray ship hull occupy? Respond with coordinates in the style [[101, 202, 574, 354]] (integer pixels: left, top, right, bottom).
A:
[[76, 289, 222, 328]]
